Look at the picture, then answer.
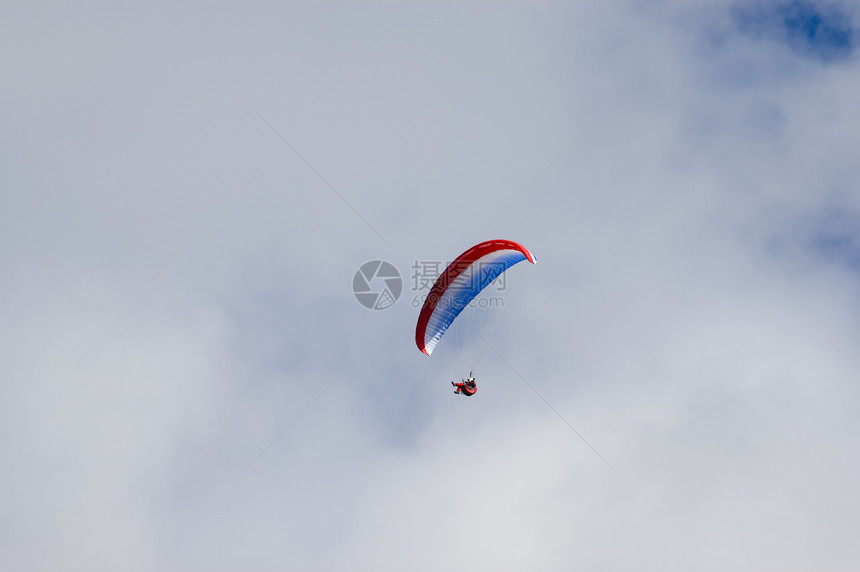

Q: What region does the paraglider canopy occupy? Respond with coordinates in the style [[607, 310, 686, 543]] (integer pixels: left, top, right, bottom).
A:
[[415, 239, 536, 355]]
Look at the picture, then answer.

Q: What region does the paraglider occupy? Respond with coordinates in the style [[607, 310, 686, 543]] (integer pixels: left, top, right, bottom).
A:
[[415, 239, 536, 394], [452, 376, 477, 396]]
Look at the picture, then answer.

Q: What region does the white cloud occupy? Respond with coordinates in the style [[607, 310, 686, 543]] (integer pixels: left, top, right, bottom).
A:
[[2, 1, 859, 570]]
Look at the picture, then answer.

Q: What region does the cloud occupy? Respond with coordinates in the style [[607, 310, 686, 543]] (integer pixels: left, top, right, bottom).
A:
[[2, 1, 860, 570]]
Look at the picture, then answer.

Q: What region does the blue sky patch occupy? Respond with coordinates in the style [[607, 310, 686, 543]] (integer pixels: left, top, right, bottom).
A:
[[733, 1, 855, 62], [813, 231, 860, 270], [805, 204, 860, 271]]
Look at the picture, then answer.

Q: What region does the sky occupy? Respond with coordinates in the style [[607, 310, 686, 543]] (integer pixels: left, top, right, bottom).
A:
[[2, 0, 860, 570]]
